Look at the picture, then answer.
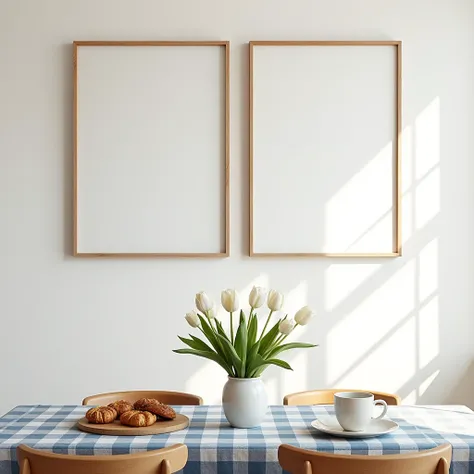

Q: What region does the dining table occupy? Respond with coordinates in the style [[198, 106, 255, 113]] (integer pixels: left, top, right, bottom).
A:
[[0, 404, 473, 474]]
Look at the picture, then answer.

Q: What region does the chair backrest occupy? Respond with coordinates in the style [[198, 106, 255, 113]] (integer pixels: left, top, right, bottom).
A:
[[18, 443, 188, 474], [283, 389, 401, 406], [82, 390, 203, 406], [278, 444, 452, 474]]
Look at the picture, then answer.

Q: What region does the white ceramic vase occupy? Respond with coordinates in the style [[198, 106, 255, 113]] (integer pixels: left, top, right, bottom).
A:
[[222, 377, 268, 428]]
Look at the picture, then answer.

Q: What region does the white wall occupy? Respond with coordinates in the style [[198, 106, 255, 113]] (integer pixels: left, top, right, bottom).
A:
[[1, 0, 473, 415]]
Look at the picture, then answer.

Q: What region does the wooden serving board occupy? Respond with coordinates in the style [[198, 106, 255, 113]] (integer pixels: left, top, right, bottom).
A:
[[76, 413, 189, 436]]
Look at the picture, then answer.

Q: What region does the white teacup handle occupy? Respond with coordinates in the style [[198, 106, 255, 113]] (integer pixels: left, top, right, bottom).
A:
[[373, 399, 388, 419]]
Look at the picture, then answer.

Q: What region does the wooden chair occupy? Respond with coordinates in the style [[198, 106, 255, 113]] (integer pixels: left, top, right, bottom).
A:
[[283, 389, 401, 406], [278, 443, 452, 474], [18, 443, 187, 474], [82, 390, 203, 406]]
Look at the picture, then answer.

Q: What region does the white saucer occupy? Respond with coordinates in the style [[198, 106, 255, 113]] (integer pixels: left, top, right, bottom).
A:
[[311, 416, 399, 438]]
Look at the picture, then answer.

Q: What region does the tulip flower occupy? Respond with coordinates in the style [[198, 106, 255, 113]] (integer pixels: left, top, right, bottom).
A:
[[267, 290, 284, 311], [185, 311, 200, 328], [221, 289, 239, 313], [208, 304, 217, 320], [249, 286, 266, 309], [279, 318, 295, 335], [260, 289, 284, 337], [195, 291, 213, 314], [221, 289, 239, 343], [294, 306, 314, 326]]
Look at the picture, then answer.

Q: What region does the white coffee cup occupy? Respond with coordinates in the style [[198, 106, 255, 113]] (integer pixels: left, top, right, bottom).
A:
[[334, 392, 388, 432]]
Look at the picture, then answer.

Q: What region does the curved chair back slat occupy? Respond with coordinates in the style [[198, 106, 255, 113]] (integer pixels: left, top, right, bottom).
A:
[[82, 390, 203, 406], [283, 389, 401, 406], [18, 443, 188, 474], [278, 443, 452, 474]]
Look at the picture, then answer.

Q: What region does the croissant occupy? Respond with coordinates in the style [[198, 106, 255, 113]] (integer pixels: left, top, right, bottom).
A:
[[108, 400, 133, 419], [86, 406, 117, 424], [120, 410, 156, 427], [134, 398, 176, 420]]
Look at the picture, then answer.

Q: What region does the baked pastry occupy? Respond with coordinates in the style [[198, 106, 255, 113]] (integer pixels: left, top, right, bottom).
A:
[[86, 406, 117, 424], [108, 400, 133, 419], [120, 410, 156, 427], [133, 398, 176, 420]]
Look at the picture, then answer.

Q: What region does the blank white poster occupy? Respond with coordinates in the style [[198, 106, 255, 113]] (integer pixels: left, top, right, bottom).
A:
[[251, 43, 399, 256], [75, 44, 227, 255]]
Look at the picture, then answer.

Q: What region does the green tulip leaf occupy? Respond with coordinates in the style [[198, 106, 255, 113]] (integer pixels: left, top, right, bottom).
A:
[[247, 353, 268, 376], [267, 342, 318, 359], [245, 342, 261, 376], [258, 319, 282, 355], [265, 358, 293, 370], [216, 333, 243, 377], [177, 335, 211, 352], [234, 313, 248, 376], [197, 315, 219, 348], [215, 319, 231, 342], [197, 315, 233, 373], [247, 314, 258, 348], [173, 348, 233, 376], [188, 335, 216, 353], [253, 358, 294, 377]]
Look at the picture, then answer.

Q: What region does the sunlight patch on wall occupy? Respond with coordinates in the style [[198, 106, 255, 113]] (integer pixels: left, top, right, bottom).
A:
[[402, 192, 414, 244], [415, 97, 440, 180], [401, 125, 414, 243], [402, 125, 413, 193], [326, 260, 416, 384], [419, 239, 439, 302], [331, 316, 417, 392], [325, 264, 381, 311], [403, 390, 418, 405], [419, 369, 440, 397], [345, 211, 393, 254], [414, 97, 440, 231], [324, 141, 394, 253], [185, 362, 228, 404], [283, 280, 309, 316], [281, 351, 308, 398], [415, 168, 440, 230], [419, 296, 440, 370], [417, 238, 440, 371], [323, 97, 442, 404]]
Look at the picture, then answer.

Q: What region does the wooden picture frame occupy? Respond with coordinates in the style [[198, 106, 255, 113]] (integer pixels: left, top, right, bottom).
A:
[[249, 41, 402, 257], [73, 41, 230, 257]]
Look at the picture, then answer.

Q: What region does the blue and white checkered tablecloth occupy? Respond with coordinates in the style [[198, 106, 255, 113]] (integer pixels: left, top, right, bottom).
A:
[[0, 405, 473, 474]]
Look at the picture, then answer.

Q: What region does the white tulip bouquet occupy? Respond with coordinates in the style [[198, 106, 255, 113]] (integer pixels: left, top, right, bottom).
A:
[[173, 287, 317, 378]]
